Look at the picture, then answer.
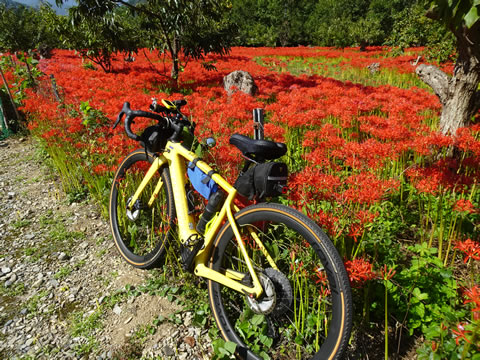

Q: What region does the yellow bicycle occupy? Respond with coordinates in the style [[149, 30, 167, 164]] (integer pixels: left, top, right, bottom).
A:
[[109, 99, 353, 360]]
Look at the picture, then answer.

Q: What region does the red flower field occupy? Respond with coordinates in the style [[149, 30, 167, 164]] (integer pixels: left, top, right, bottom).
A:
[[2, 45, 479, 357]]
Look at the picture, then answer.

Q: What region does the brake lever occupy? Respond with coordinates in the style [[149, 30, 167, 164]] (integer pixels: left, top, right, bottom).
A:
[[113, 102, 133, 129], [112, 112, 123, 129]]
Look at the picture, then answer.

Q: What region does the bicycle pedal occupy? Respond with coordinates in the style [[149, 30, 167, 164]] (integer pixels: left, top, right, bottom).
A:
[[181, 240, 204, 272]]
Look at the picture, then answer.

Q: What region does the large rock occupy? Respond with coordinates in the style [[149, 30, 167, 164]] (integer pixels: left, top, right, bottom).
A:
[[223, 70, 258, 96]]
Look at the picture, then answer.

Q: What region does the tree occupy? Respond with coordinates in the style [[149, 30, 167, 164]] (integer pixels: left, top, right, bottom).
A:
[[0, 4, 41, 53], [387, 2, 455, 62], [306, 0, 394, 47], [55, 5, 138, 72], [230, 0, 315, 47], [56, 0, 236, 80], [416, 0, 480, 135]]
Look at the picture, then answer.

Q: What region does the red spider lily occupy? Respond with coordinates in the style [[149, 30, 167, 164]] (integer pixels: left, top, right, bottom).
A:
[[453, 199, 477, 214], [464, 285, 480, 320], [344, 258, 376, 287], [313, 266, 328, 285], [355, 209, 379, 226], [319, 285, 331, 299], [451, 323, 471, 346], [348, 223, 363, 242], [380, 264, 396, 281], [290, 259, 307, 276], [455, 239, 480, 263], [93, 164, 109, 175]]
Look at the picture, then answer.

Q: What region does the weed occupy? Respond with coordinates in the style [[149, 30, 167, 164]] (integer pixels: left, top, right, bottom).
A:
[[49, 221, 84, 243], [54, 266, 72, 280], [70, 308, 103, 356], [38, 210, 55, 227], [67, 187, 88, 204], [82, 62, 96, 71], [11, 219, 31, 229], [23, 247, 37, 257], [15, 175, 27, 182], [25, 290, 49, 315], [0, 282, 25, 297], [74, 259, 86, 269], [72, 335, 98, 356], [101, 289, 128, 309], [132, 323, 157, 342], [96, 248, 107, 258], [25, 176, 40, 184], [211, 339, 237, 360], [95, 237, 106, 245]]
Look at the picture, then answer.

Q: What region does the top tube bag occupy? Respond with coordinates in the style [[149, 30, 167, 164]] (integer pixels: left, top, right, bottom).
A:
[[187, 163, 218, 199]]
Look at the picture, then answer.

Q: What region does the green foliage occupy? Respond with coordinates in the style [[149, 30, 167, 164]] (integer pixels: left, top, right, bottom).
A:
[[361, 201, 404, 263], [387, 243, 459, 335], [416, 304, 480, 359], [387, 2, 456, 62], [56, 0, 236, 79], [55, 5, 138, 73], [429, 0, 480, 29], [212, 339, 237, 360], [0, 52, 43, 127], [230, 0, 314, 46], [79, 101, 109, 132], [306, 0, 416, 47], [0, 4, 61, 53], [54, 266, 72, 280]]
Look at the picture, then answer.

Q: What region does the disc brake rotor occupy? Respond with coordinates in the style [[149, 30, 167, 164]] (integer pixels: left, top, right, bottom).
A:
[[246, 272, 276, 315], [264, 268, 292, 317], [245, 268, 293, 316]]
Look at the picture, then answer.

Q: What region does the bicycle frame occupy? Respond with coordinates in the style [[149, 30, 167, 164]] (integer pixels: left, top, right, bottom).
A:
[[126, 141, 278, 298]]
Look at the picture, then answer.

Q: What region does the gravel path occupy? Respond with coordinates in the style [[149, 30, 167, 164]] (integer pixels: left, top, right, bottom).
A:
[[0, 137, 212, 360]]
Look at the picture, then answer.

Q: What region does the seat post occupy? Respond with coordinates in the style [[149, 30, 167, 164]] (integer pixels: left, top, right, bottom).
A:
[[253, 108, 264, 140]]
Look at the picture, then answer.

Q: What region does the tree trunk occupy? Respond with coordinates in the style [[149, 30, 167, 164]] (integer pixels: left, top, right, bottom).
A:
[[440, 24, 480, 135], [170, 35, 180, 81], [416, 22, 480, 136]]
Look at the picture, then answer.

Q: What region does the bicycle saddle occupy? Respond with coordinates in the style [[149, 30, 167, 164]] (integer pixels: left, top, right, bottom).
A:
[[229, 133, 287, 161]]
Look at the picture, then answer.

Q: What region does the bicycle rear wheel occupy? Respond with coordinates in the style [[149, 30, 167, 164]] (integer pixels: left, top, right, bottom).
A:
[[208, 203, 352, 360], [109, 149, 175, 269]]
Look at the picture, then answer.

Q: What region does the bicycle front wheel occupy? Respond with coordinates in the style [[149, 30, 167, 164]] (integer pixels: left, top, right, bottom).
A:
[[109, 149, 175, 269], [208, 203, 352, 360]]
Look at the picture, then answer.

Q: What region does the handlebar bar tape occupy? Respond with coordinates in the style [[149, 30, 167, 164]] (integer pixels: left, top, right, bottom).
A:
[[114, 102, 168, 141]]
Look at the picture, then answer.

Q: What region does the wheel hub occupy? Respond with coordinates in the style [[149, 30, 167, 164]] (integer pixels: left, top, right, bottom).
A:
[[126, 197, 141, 221], [246, 268, 293, 316], [246, 273, 276, 315]]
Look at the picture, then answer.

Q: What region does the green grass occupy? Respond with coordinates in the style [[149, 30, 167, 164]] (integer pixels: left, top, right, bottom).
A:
[[54, 266, 72, 280], [25, 290, 49, 314], [70, 308, 103, 356], [0, 282, 26, 297], [20, 212, 84, 261], [23, 247, 37, 256], [255, 55, 430, 90], [11, 219, 31, 229]]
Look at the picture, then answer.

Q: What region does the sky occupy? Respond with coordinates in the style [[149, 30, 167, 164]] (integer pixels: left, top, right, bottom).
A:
[[13, 0, 76, 15]]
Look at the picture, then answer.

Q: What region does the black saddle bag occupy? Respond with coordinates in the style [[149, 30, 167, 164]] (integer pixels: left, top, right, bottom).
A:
[[234, 162, 288, 200]]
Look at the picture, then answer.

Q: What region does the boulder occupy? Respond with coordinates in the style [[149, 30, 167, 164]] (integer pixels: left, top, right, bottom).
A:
[[367, 62, 380, 74], [223, 70, 258, 96]]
